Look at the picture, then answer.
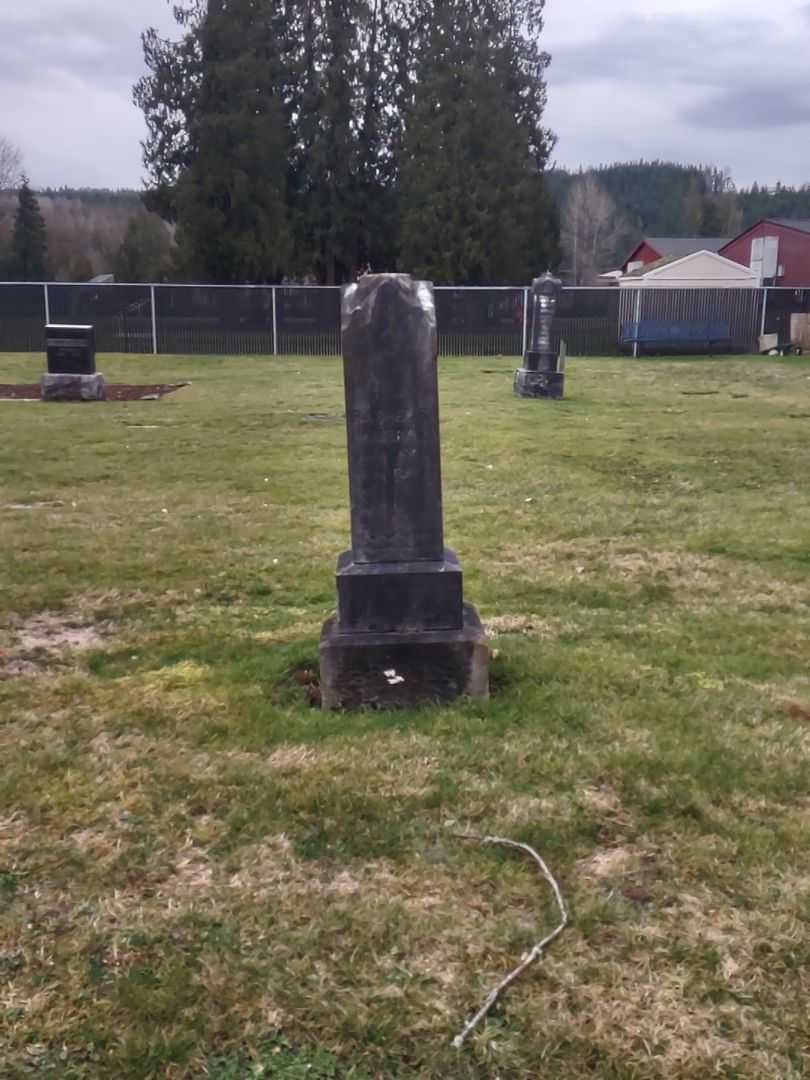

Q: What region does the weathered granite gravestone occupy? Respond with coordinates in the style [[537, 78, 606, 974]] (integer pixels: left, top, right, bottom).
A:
[[514, 273, 564, 399], [41, 325, 105, 401], [320, 273, 489, 709]]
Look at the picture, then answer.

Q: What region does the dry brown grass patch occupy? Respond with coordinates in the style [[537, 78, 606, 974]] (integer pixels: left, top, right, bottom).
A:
[[483, 613, 559, 637], [252, 620, 323, 644], [494, 538, 810, 612], [538, 928, 798, 1077], [578, 844, 643, 883], [265, 744, 338, 771], [498, 794, 560, 826]]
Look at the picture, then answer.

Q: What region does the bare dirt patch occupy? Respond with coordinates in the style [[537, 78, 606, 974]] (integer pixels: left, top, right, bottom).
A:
[[1, 611, 110, 679], [16, 616, 103, 653]]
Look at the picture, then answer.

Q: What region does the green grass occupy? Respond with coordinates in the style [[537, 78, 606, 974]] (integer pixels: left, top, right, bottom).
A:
[[1, 350, 809, 1079]]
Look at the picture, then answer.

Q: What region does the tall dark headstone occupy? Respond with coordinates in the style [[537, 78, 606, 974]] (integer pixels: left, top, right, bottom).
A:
[[41, 324, 105, 401], [320, 274, 489, 709], [514, 273, 565, 399]]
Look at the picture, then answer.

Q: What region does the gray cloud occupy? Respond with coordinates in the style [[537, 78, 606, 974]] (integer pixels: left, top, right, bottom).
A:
[[1, 0, 810, 189], [0, 4, 171, 89], [549, 13, 791, 91], [0, 1, 177, 188], [544, 3, 810, 186], [685, 87, 810, 130]]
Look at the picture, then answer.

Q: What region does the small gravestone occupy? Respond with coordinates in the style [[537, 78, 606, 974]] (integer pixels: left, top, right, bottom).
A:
[[320, 273, 489, 709], [41, 325, 105, 401], [514, 273, 564, 399]]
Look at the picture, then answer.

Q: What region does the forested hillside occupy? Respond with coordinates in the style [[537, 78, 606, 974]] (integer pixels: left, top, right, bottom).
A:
[[551, 161, 810, 280], [549, 162, 705, 238], [551, 162, 810, 237]]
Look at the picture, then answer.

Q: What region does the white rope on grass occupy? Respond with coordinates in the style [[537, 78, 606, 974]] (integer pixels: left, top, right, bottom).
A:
[[451, 833, 568, 1049]]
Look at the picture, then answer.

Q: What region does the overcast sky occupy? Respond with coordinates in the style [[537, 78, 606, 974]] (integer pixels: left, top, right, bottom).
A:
[[3, 0, 809, 191]]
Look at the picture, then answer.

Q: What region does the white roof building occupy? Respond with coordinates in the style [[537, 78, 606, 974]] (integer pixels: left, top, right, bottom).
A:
[[619, 250, 761, 289]]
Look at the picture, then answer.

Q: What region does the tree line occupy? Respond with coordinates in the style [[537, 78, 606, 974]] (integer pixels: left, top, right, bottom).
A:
[[134, 0, 559, 285], [3, 146, 810, 287]]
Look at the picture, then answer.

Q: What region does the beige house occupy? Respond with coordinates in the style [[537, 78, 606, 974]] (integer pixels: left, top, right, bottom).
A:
[[619, 249, 761, 289]]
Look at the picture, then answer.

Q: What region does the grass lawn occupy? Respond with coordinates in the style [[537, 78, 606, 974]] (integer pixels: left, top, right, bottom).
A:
[[1, 351, 809, 1079]]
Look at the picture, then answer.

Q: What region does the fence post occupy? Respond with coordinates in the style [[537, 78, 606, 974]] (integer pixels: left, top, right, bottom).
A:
[[632, 288, 642, 358], [759, 287, 768, 345], [522, 287, 529, 355], [150, 285, 158, 355], [272, 286, 278, 355], [43, 282, 50, 325]]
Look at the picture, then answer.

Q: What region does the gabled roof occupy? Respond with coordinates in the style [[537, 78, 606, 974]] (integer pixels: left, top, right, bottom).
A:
[[759, 218, 810, 235], [622, 235, 729, 270], [721, 219, 810, 252], [644, 236, 730, 257], [621, 249, 760, 282], [623, 254, 681, 277]]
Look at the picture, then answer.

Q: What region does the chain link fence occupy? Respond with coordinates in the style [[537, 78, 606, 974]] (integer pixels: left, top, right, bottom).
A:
[[0, 281, 805, 357]]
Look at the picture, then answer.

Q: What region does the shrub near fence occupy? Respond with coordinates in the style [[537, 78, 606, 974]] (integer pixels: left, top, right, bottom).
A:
[[0, 281, 804, 357]]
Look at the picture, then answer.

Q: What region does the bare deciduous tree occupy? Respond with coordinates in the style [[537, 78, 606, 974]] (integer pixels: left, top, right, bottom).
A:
[[561, 175, 627, 285], [0, 137, 22, 191], [39, 195, 137, 280]]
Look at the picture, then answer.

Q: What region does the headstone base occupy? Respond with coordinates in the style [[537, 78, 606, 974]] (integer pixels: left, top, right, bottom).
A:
[[336, 548, 463, 633], [320, 602, 489, 709], [513, 368, 564, 399], [40, 373, 106, 402]]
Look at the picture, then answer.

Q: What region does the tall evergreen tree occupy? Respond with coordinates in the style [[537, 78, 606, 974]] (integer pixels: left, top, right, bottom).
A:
[[171, 0, 291, 282], [115, 214, 172, 282], [398, 0, 557, 284], [9, 177, 48, 281], [134, 0, 557, 283], [288, 0, 366, 283], [134, 1, 206, 223]]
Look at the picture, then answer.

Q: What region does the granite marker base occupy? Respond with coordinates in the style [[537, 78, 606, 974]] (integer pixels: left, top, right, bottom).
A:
[[320, 604, 489, 710], [40, 373, 106, 402]]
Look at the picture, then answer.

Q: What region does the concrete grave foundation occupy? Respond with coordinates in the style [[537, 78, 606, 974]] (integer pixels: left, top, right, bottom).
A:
[[40, 373, 106, 402]]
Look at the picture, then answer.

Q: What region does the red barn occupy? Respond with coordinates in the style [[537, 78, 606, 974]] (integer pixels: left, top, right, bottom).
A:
[[720, 219, 810, 287], [621, 236, 729, 274]]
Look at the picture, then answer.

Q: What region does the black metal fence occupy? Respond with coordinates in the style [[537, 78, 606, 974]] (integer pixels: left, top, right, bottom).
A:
[[616, 287, 765, 354], [0, 281, 805, 357], [761, 287, 810, 341], [0, 284, 46, 351]]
